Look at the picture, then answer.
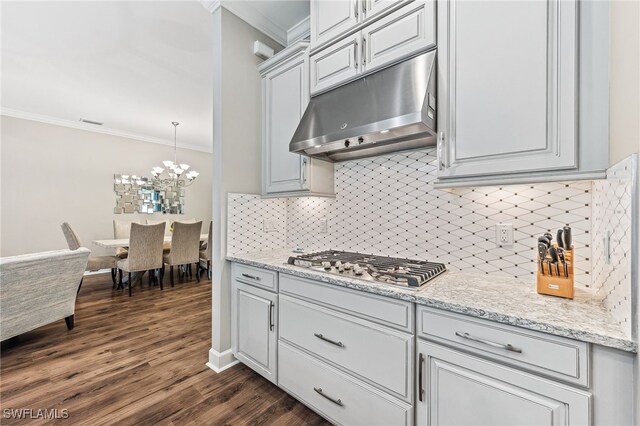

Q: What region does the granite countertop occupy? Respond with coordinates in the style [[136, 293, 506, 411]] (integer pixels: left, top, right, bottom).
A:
[[227, 249, 637, 353]]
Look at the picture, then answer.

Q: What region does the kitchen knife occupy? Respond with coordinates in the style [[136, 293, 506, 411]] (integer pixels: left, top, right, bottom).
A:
[[538, 236, 551, 248], [563, 226, 572, 250], [537, 242, 548, 275], [556, 229, 564, 249], [557, 247, 569, 278], [544, 232, 553, 242], [549, 247, 560, 276]]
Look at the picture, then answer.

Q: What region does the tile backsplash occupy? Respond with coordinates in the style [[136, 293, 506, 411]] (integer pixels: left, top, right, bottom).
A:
[[227, 193, 286, 255], [592, 154, 638, 338], [286, 149, 593, 288]]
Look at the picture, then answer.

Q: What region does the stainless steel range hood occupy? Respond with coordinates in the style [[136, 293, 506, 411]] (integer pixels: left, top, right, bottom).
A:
[[289, 50, 437, 162]]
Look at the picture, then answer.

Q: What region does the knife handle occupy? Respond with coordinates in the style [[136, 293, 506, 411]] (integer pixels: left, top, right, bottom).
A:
[[563, 226, 572, 249], [556, 229, 564, 249]]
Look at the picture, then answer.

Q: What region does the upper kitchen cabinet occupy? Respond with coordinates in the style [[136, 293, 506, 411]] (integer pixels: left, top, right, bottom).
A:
[[435, 0, 609, 187], [311, 0, 359, 48], [259, 42, 334, 197], [310, 0, 435, 96]]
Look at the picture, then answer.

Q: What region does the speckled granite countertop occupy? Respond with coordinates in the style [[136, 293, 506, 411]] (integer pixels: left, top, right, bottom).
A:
[[227, 249, 637, 353]]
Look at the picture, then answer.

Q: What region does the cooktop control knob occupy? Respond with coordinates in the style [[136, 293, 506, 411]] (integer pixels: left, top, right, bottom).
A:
[[338, 265, 345, 273], [343, 262, 352, 270], [322, 261, 331, 270], [335, 261, 342, 268], [354, 266, 364, 275]]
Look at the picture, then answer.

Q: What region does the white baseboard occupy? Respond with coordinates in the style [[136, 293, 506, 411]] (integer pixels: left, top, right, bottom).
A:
[[84, 268, 111, 276], [206, 348, 239, 373]]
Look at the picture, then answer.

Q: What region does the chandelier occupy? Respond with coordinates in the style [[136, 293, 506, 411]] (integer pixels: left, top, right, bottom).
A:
[[150, 122, 199, 188]]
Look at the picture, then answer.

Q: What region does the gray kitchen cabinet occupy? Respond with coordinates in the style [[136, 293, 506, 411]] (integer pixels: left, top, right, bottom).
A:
[[362, 0, 435, 74], [259, 42, 334, 197], [435, 0, 609, 187], [416, 340, 591, 426], [309, 34, 361, 96], [365, 0, 406, 20], [231, 279, 278, 384], [311, 0, 360, 48], [310, 0, 435, 96]]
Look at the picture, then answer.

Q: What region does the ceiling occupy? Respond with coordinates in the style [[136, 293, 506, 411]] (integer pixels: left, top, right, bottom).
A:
[[0, 1, 311, 152], [1, 1, 215, 152]]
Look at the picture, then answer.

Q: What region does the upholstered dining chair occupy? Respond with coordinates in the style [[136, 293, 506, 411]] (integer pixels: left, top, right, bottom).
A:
[[199, 221, 212, 280], [113, 220, 138, 259], [61, 222, 118, 289], [117, 222, 166, 297], [163, 221, 203, 286]]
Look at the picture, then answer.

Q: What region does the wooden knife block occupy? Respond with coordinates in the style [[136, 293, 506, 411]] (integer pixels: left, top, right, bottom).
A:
[[536, 248, 574, 299]]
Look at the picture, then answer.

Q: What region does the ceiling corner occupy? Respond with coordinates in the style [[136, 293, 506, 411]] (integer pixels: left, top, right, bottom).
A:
[[221, 1, 288, 46]]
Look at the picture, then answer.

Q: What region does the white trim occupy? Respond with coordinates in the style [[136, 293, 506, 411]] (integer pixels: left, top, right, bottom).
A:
[[257, 41, 310, 75], [221, 1, 288, 46], [287, 16, 311, 44], [84, 269, 111, 276], [1, 108, 212, 154], [207, 348, 240, 373], [200, 0, 221, 13]]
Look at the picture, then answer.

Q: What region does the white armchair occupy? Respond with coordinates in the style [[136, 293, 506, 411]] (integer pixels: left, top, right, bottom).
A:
[[0, 248, 90, 341]]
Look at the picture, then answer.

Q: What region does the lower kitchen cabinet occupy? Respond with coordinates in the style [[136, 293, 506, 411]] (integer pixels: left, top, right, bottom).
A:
[[231, 280, 277, 384], [415, 340, 591, 426], [279, 341, 413, 425]]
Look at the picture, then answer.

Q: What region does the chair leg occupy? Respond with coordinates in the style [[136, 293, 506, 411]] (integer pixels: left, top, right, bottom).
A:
[[118, 269, 123, 289], [77, 277, 83, 295], [207, 261, 212, 280], [188, 264, 192, 277], [160, 266, 164, 290], [170, 266, 174, 287], [196, 263, 200, 283], [65, 315, 75, 330], [128, 272, 132, 297]]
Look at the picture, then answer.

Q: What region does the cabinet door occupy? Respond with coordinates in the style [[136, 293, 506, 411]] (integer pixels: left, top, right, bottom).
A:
[[437, 0, 578, 180], [365, 0, 405, 20], [310, 34, 361, 95], [416, 341, 590, 426], [263, 54, 309, 194], [231, 281, 277, 384], [311, 0, 360, 47], [363, 0, 435, 73]]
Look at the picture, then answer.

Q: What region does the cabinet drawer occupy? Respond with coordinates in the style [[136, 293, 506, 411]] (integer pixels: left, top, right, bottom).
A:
[[363, 0, 435, 73], [279, 341, 412, 426], [417, 306, 589, 387], [310, 34, 360, 95], [231, 263, 277, 292], [280, 294, 413, 402], [279, 273, 413, 333]]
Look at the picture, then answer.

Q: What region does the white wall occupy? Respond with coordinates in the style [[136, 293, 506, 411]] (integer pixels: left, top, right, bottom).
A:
[[0, 116, 212, 257], [209, 7, 283, 371]]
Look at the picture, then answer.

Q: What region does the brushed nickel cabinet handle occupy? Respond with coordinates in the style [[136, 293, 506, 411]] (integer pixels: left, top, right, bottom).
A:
[[418, 353, 425, 402], [354, 40, 358, 68], [354, 0, 358, 18], [269, 301, 274, 331], [314, 333, 344, 348], [362, 35, 367, 66], [455, 331, 522, 353], [314, 387, 343, 406], [241, 273, 260, 281]]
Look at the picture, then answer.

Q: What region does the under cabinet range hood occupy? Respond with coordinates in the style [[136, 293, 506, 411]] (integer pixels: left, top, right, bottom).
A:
[[289, 50, 437, 162]]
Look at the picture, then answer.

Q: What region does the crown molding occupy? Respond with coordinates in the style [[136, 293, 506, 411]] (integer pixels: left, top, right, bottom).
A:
[[220, 1, 288, 46], [1, 108, 213, 154], [287, 15, 310, 44], [200, 0, 221, 14]]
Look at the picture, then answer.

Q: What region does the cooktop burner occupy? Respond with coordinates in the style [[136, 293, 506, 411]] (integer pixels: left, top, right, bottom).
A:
[[287, 250, 446, 288]]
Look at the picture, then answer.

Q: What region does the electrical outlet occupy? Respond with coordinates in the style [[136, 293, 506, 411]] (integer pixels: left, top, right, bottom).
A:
[[319, 219, 328, 233], [495, 223, 513, 246]]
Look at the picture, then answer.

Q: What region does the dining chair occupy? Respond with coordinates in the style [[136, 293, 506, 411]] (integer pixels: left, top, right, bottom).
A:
[[113, 219, 139, 259], [117, 222, 166, 297], [60, 222, 118, 289], [199, 221, 212, 280], [163, 221, 203, 286]]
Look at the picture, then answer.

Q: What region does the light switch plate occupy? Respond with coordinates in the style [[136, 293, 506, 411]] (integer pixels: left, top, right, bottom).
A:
[[263, 219, 278, 233], [319, 219, 328, 233]]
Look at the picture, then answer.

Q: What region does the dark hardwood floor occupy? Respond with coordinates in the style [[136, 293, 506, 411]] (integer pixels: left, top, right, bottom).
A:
[[0, 271, 330, 425]]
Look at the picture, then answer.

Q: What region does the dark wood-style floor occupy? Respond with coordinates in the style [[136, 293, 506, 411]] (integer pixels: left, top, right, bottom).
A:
[[0, 272, 329, 425]]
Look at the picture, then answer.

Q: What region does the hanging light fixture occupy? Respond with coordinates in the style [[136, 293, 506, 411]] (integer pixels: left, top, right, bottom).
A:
[[150, 122, 199, 188]]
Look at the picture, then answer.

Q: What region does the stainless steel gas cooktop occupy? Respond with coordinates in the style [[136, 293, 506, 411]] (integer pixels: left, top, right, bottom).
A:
[[287, 250, 446, 288]]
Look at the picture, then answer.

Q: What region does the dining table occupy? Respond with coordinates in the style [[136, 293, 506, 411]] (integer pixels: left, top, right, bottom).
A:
[[93, 234, 208, 249]]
